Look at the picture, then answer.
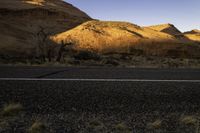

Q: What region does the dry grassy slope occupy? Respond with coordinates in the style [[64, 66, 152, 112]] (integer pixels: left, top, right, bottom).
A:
[[52, 21, 200, 57], [0, 0, 91, 57], [52, 20, 180, 53], [184, 30, 200, 42]]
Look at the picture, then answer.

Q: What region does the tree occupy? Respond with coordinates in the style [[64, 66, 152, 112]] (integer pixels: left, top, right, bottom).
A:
[[34, 27, 74, 63], [56, 40, 73, 62], [36, 26, 54, 62]]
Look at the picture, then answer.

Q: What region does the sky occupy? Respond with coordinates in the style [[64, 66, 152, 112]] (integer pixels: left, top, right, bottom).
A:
[[66, 0, 200, 32]]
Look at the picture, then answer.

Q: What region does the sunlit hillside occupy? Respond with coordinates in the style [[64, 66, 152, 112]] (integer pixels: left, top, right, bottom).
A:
[[52, 21, 177, 52], [52, 20, 200, 57]]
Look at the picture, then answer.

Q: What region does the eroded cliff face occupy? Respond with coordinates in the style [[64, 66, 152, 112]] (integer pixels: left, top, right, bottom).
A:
[[0, 0, 91, 58]]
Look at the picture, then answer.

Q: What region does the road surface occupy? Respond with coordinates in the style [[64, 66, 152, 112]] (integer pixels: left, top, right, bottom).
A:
[[0, 66, 200, 112], [0, 66, 200, 132]]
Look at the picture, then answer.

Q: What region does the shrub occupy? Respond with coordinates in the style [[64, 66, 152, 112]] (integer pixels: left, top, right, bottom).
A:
[[28, 121, 46, 133], [89, 119, 104, 130], [114, 123, 132, 133], [130, 48, 144, 56], [147, 119, 162, 129], [102, 58, 119, 66], [74, 50, 101, 60], [1, 103, 23, 117], [180, 115, 197, 125]]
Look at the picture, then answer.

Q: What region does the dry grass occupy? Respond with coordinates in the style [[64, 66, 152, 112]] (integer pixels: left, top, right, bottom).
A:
[[28, 121, 46, 133], [147, 119, 162, 129], [88, 119, 104, 130], [180, 115, 197, 125], [1, 103, 23, 117], [114, 123, 132, 133], [24, 0, 45, 6]]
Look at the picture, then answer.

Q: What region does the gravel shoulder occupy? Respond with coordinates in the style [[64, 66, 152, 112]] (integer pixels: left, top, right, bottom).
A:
[[0, 80, 200, 132]]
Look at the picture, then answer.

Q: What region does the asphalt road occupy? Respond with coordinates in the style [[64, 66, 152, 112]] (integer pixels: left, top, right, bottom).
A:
[[0, 66, 200, 113], [0, 66, 200, 79], [0, 67, 200, 132]]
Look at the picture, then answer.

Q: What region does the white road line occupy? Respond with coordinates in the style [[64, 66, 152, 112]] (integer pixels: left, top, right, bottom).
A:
[[0, 78, 200, 82]]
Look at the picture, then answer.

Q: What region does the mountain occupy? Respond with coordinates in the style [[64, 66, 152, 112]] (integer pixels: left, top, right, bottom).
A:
[[184, 29, 200, 34], [51, 20, 200, 57], [0, 0, 91, 58], [184, 30, 200, 42]]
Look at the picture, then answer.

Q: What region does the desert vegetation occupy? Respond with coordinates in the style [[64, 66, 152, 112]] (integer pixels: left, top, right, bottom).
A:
[[1, 53, 200, 68], [28, 120, 47, 133], [32, 27, 74, 63], [1, 103, 23, 117]]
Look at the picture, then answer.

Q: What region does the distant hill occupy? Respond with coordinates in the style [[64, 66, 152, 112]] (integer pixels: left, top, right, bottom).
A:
[[146, 24, 193, 43], [184, 29, 200, 34], [184, 30, 200, 42], [146, 24, 182, 35]]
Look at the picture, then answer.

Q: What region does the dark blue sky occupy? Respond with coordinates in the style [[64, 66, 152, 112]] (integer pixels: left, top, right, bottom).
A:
[[66, 0, 200, 31]]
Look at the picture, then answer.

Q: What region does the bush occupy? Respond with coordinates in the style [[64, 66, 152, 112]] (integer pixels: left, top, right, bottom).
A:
[[88, 119, 104, 130], [74, 50, 101, 60], [1, 103, 23, 117], [114, 123, 131, 133], [147, 119, 162, 129], [130, 48, 144, 56], [180, 115, 197, 125], [28, 121, 46, 133], [102, 58, 119, 66]]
